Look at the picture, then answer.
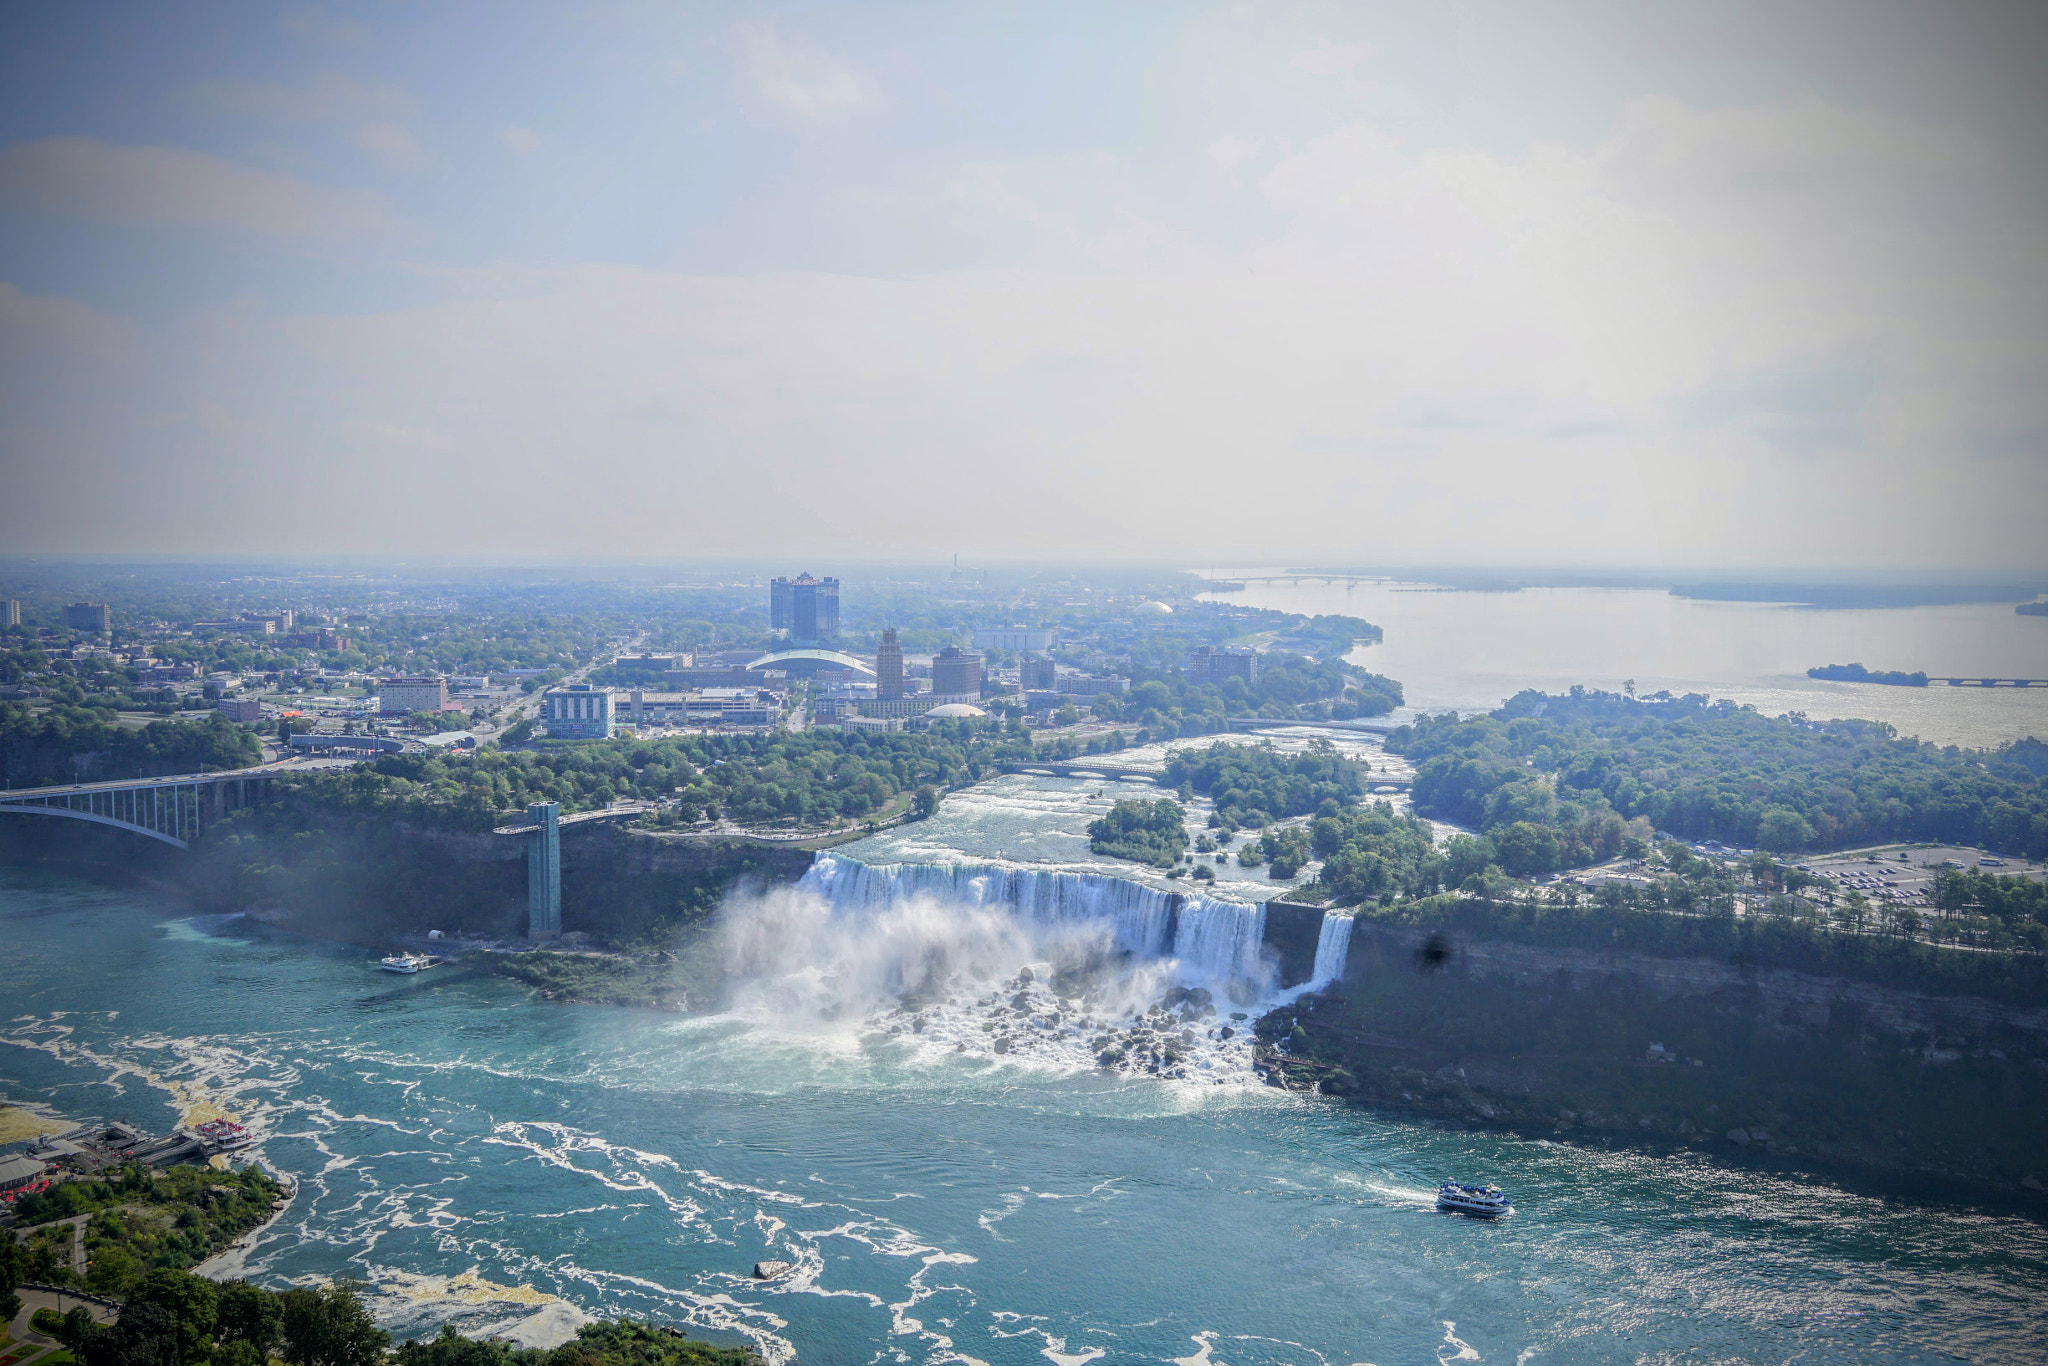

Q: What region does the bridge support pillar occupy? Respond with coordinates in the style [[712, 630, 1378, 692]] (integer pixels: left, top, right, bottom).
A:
[[527, 801, 562, 941]]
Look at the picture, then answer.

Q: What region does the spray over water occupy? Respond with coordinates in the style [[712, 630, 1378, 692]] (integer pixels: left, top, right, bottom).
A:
[[712, 856, 1297, 1083]]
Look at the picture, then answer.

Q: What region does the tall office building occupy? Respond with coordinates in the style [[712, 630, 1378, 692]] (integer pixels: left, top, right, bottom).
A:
[[875, 627, 905, 700], [2, 600, 19, 628], [932, 645, 982, 698], [770, 573, 840, 642], [63, 602, 111, 634], [1019, 655, 1056, 690]]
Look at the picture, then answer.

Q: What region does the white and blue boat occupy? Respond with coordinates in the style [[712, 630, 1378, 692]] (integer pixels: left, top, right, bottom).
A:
[[1436, 1181, 1513, 1218]]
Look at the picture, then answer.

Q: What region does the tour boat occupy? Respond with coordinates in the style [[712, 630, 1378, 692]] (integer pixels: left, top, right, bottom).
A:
[[1436, 1181, 1513, 1218], [195, 1119, 255, 1151], [378, 953, 425, 974]]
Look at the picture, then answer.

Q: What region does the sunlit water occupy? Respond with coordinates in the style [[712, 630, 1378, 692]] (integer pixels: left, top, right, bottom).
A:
[[5, 868, 2047, 1366], [839, 731, 1414, 905], [1198, 574, 2048, 749]]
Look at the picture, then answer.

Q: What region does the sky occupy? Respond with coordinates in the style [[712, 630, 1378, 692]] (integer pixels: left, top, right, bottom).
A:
[[2, 1, 2044, 572]]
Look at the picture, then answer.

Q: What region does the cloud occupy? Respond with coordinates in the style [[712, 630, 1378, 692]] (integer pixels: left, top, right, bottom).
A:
[[735, 25, 866, 115], [189, 71, 434, 170], [0, 282, 133, 362], [0, 137, 401, 236], [1205, 135, 1269, 175], [499, 126, 550, 156], [280, 8, 368, 46], [1292, 40, 1376, 77], [190, 70, 412, 125], [2, 95, 2041, 570], [350, 121, 435, 171]]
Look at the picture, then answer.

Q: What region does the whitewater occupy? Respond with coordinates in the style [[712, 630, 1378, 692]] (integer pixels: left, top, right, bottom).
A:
[[3, 757, 2046, 1365]]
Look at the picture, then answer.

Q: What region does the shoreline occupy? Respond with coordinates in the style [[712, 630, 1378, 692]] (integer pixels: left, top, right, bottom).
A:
[[193, 1165, 297, 1281]]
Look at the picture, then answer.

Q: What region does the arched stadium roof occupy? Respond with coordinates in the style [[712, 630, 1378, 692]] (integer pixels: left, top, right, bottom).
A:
[[746, 649, 876, 677]]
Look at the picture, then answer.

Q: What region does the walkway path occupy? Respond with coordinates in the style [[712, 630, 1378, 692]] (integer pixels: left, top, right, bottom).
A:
[[4, 1285, 119, 1366]]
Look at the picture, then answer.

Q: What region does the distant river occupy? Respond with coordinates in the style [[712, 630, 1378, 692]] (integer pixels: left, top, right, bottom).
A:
[[6, 867, 2047, 1365], [1198, 574, 2048, 749]]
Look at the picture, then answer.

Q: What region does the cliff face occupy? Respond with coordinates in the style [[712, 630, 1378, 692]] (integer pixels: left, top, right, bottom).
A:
[[1259, 922, 2048, 1193], [35, 805, 821, 949]]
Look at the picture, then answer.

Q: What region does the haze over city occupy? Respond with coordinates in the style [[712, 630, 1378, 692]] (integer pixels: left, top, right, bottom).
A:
[[5, 8, 2048, 1366], [3, 0, 2044, 567]]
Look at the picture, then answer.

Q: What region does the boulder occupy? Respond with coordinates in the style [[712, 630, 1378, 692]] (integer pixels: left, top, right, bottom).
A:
[[2022, 1175, 2045, 1192], [1726, 1128, 1752, 1146], [752, 1260, 794, 1279]]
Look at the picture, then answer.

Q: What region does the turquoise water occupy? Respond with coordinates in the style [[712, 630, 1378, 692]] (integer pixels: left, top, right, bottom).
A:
[[4, 866, 2047, 1365]]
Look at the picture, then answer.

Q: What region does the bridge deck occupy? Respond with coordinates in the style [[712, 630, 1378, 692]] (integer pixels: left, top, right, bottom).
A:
[[0, 759, 351, 802]]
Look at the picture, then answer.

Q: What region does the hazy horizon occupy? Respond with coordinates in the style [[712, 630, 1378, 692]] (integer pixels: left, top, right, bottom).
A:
[[4, 1, 2044, 568]]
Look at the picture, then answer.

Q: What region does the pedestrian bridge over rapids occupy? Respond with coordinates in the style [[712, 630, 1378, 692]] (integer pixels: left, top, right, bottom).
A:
[[0, 760, 353, 848]]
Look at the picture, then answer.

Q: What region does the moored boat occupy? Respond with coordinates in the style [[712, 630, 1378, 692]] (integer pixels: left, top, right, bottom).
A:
[[1437, 1181, 1513, 1218], [378, 953, 425, 973]]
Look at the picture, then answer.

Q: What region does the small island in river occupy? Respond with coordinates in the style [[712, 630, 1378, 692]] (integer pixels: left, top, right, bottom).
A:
[[1808, 662, 1929, 687]]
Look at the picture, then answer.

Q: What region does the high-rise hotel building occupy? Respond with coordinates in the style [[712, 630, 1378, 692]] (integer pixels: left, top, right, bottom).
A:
[[770, 573, 840, 642]]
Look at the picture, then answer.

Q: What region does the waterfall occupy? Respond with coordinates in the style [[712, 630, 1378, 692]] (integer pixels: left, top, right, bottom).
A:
[[799, 853, 1270, 985], [1310, 912, 1355, 987]]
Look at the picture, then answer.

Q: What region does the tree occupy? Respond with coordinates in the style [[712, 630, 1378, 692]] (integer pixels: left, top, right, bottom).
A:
[[1756, 805, 1817, 854], [0, 1234, 20, 1326], [280, 1281, 389, 1366], [86, 1302, 178, 1366], [218, 1281, 285, 1359], [911, 785, 940, 819], [58, 1306, 103, 1355], [1443, 834, 1497, 886], [132, 1269, 217, 1366]]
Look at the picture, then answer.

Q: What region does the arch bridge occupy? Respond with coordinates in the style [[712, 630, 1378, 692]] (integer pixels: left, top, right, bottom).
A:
[[0, 762, 337, 848]]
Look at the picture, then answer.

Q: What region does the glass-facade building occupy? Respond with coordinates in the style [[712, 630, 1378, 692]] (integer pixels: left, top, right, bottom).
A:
[[770, 574, 840, 642]]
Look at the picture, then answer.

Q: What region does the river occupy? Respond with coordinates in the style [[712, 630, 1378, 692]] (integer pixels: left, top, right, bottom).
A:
[[1198, 575, 2048, 750], [5, 855, 2047, 1365]]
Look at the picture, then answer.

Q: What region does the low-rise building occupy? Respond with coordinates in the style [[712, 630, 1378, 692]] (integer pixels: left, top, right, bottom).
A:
[[612, 653, 685, 679], [216, 697, 263, 723], [1056, 670, 1126, 696], [1186, 646, 1259, 687], [381, 677, 450, 715], [973, 627, 1057, 652], [543, 684, 617, 739], [0, 1152, 47, 1191], [193, 618, 274, 635]]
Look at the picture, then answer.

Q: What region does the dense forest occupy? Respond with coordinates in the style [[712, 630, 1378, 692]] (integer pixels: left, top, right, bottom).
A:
[[272, 723, 1022, 831], [1387, 688, 2048, 866], [0, 702, 262, 787], [1164, 740, 1368, 830], [1092, 654, 1402, 732], [9, 1163, 283, 1296], [1087, 798, 1189, 868]]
